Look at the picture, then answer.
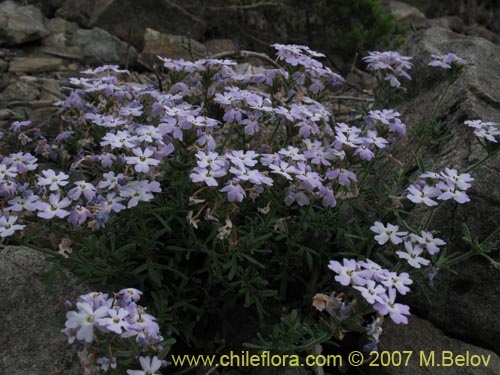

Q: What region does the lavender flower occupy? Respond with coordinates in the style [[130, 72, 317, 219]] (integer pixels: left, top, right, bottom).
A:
[[428, 53, 467, 69], [363, 51, 413, 87]]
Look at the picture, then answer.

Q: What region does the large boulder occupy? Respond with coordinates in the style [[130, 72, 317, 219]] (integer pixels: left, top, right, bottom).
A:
[[0, 246, 85, 374], [38, 18, 138, 66], [374, 315, 500, 375], [393, 27, 500, 353], [0, 1, 50, 46], [55, 0, 206, 50], [72, 27, 137, 66], [139, 28, 207, 66]]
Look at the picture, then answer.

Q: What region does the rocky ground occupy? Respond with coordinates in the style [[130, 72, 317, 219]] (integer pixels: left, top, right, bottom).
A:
[[1, 0, 499, 374]]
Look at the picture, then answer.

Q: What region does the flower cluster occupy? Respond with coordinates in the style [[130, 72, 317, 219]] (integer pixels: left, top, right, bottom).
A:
[[362, 51, 413, 87], [63, 289, 165, 374], [328, 258, 412, 324], [406, 168, 474, 205], [465, 119, 500, 143], [0, 45, 406, 241], [428, 53, 468, 69], [370, 221, 446, 268]]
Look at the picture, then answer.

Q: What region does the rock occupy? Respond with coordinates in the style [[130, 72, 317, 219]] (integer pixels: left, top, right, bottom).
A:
[[40, 79, 64, 101], [205, 38, 238, 55], [56, 0, 206, 50], [9, 57, 64, 73], [1, 80, 40, 101], [139, 28, 206, 66], [386, 0, 426, 22], [0, 108, 22, 120], [55, 0, 114, 27], [72, 27, 137, 66], [372, 316, 500, 375], [37, 18, 136, 66], [0, 1, 50, 46], [0, 58, 8, 72], [465, 24, 499, 44], [0, 246, 84, 375], [427, 16, 465, 33], [393, 27, 500, 353], [39, 18, 87, 61]]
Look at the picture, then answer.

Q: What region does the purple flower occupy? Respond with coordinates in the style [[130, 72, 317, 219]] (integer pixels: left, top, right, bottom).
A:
[[6, 194, 39, 212], [0, 214, 25, 237], [37, 169, 70, 191], [68, 181, 97, 201], [381, 272, 413, 295], [54, 131, 75, 144], [373, 288, 411, 324], [370, 221, 408, 245], [428, 53, 467, 69], [10, 120, 32, 133], [396, 241, 430, 269], [125, 148, 160, 173], [410, 231, 446, 255], [37, 193, 72, 219], [63, 302, 108, 343], [97, 308, 130, 334], [406, 184, 439, 206], [363, 51, 413, 88], [353, 280, 386, 305], [119, 180, 161, 208], [127, 356, 162, 375], [220, 180, 246, 202], [68, 206, 92, 225], [328, 259, 367, 286]]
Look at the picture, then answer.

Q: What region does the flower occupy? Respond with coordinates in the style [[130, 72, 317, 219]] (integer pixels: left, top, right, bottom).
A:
[[396, 241, 430, 269], [37, 169, 69, 191], [127, 356, 162, 375], [363, 51, 413, 87], [370, 221, 408, 245], [353, 280, 385, 305], [406, 184, 439, 206], [97, 308, 130, 334], [63, 302, 108, 343], [36, 193, 72, 219], [373, 288, 411, 324], [410, 231, 446, 255], [0, 214, 25, 237], [328, 259, 366, 286], [428, 53, 467, 69], [125, 148, 160, 173], [68, 181, 97, 201]]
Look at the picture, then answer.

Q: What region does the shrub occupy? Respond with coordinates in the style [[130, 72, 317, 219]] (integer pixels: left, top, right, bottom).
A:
[[0, 44, 498, 373]]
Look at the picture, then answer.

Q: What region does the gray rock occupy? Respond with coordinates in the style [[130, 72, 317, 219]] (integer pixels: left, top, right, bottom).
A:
[[139, 28, 207, 66], [9, 57, 64, 73], [465, 24, 499, 44], [387, 0, 426, 21], [0, 1, 50, 46], [1, 80, 40, 101], [0, 246, 84, 375], [0, 58, 8, 72], [392, 27, 500, 353], [372, 316, 500, 375], [55, 0, 114, 27], [427, 16, 465, 33], [56, 0, 206, 50], [72, 27, 137, 66]]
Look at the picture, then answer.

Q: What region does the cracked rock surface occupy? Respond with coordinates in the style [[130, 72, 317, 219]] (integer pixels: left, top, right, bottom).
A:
[[0, 246, 85, 375], [392, 27, 500, 353]]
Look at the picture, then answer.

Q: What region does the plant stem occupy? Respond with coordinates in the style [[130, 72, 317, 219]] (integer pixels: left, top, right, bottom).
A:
[[464, 148, 500, 173]]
